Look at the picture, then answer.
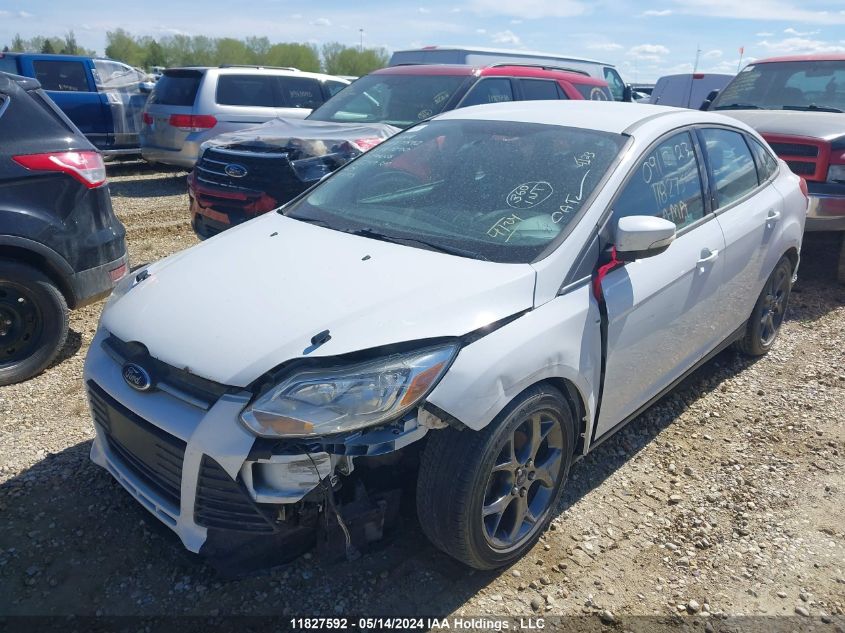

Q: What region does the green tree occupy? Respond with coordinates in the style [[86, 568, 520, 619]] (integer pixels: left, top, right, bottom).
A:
[[144, 40, 166, 68], [40, 39, 55, 54], [265, 42, 320, 71], [11, 34, 24, 52], [322, 42, 388, 76], [105, 28, 144, 66], [61, 31, 79, 55], [214, 37, 252, 65]]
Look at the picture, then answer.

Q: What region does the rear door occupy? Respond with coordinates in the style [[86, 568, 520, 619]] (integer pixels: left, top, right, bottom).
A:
[[699, 127, 782, 334], [20, 57, 111, 149], [142, 69, 204, 150], [596, 130, 726, 438], [276, 75, 326, 119]]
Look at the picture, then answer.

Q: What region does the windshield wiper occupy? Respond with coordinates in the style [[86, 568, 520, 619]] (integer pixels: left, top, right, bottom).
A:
[[713, 103, 761, 110], [350, 227, 489, 260], [782, 104, 844, 113]]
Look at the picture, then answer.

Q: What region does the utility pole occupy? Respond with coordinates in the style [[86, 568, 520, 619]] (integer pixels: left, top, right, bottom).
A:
[[692, 44, 701, 73], [359, 29, 364, 52]]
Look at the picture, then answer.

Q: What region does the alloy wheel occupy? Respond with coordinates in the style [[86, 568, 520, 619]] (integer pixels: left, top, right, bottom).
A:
[[760, 264, 790, 346]]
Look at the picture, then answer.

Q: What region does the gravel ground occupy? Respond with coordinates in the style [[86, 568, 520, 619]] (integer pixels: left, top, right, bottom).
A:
[[0, 164, 843, 623]]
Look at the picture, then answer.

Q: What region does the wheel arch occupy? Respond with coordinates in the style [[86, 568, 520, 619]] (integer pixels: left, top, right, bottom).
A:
[[783, 246, 799, 274], [0, 238, 75, 307]]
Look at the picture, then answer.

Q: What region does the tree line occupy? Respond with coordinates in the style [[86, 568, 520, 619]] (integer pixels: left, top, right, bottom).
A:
[[3, 29, 390, 76]]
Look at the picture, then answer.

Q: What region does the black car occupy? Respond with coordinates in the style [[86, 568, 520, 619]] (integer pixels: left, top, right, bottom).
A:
[[0, 72, 128, 385]]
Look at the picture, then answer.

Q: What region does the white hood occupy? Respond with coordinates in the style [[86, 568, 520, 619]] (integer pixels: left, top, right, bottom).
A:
[[102, 214, 537, 387]]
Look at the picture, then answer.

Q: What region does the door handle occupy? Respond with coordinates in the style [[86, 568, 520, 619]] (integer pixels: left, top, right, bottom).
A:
[[697, 248, 719, 265], [766, 209, 781, 222]]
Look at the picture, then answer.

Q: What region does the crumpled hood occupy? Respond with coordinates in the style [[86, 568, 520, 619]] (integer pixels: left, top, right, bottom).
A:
[[721, 109, 845, 142], [102, 214, 537, 387], [202, 117, 400, 153]]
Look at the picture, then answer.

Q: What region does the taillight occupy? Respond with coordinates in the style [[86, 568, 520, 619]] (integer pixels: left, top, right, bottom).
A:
[[168, 114, 217, 131], [142, 112, 154, 125], [12, 151, 106, 188], [799, 177, 809, 200]]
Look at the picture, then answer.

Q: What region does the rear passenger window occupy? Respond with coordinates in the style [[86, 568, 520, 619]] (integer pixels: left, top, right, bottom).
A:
[[32, 60, 89, 92], [461, 78, 514, 107], [701, 128, 759, 207], [614, 131, 706, 229], [278, 77, 323, 109], [216, 75, 276, 107], [749, 137, 778, 182], [150, 71, 202, 106], [0, 56, 18, 74], [325, 80, 348, 97], [520, 79, 562, 101]]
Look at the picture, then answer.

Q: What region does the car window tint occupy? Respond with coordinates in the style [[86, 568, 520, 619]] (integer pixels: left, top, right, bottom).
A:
[[574, 84, 611, 100], [701, 128, 759, 207], [32, 60, 89, 92], [614, 131, 705, 229], [325, 80, 348, 97], [749, 137, 778, 181], [216, 74, 276, 107], [460, 78, 514, 107], [278, 76, 323, 109], [0, 56, 18, 74], [520, 79, 561, 101], [149, 71, 202, 106]]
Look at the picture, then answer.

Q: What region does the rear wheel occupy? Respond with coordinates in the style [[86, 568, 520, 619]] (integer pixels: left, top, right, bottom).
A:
[[0, 261, 69, 386], [736, 256, 792, 357], [416, 385, 575, 569]]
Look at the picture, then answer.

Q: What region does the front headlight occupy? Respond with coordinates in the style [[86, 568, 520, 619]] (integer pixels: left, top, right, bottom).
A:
[[828, 164, 845, 184], [240, 344, 458, 438]]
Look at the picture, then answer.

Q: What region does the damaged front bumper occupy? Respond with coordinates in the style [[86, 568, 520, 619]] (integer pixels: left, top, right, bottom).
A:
[[84, 328, 428, 561]]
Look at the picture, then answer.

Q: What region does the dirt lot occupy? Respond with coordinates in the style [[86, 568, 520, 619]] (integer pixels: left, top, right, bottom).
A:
[[0, 163, 843, 624]]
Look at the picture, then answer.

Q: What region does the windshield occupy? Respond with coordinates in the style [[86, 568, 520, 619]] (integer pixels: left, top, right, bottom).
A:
[[307, 74, 470, 128], [713, 60, 845, 112], [283, 119, 626, 263]]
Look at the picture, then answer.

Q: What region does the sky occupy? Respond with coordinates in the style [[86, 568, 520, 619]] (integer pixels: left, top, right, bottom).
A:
[[1, 0, 845, 82]]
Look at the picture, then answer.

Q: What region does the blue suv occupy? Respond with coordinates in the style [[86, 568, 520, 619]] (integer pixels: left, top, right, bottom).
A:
[[0, 52, 152, 156]]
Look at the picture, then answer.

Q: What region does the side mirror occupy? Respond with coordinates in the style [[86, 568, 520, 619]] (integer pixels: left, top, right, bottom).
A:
[[700, 88, 720, 111], [622, 84, 634, 103], [615, 215, 676, 261]]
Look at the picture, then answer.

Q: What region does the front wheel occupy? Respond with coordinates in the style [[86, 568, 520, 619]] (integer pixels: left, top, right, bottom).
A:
[[736, 256, 792, 357], [416, 385, 575, 569]]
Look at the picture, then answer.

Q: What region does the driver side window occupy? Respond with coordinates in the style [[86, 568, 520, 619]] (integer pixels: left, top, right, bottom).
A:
[[613, 131, 706, 229]]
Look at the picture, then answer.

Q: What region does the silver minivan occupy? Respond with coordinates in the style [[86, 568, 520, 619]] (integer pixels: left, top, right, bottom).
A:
[[140, 66, 349, 168]]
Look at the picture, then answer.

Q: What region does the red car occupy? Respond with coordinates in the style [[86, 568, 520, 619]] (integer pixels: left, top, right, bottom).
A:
[[188, 63, 612, 239]]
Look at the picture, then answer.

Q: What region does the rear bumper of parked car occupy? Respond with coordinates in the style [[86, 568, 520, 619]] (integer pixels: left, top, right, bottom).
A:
[[141, 142, 202, 169], [69, 252, 130, 308], [806, 182, 845, 232]]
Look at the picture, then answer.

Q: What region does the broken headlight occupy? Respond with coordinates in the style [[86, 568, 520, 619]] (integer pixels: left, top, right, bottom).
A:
[[240, 344, 458, 438]]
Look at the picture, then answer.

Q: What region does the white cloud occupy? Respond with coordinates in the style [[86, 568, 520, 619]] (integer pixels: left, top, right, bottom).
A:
[[492, 29, 522, 46], [629, 43, 670, 62], [510, 19, 523, 24], [0, 10, 33, 18], [756, 32, 774, 36], [642, 9, 673, 16], [588, 42, 624, 51], [450, 7, 461, 12], [418, 7, 430, 13], [669, 0, 845, 24], [756, 36, 845, 54], [311, 17, 331, 27], [702, 49, 722, 59], [290, 13, 303, 19], [783, 27, 818, 37], [476, 28, 487, 34], [470, 0, 587, 19]]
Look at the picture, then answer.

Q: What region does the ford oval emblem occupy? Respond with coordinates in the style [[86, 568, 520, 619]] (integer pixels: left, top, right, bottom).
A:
[[122, 362, 153, 392], [224, 163, 248, 178]]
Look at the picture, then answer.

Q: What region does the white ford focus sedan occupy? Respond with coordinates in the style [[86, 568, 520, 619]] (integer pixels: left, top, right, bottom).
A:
[[85, 102, 806, 570]]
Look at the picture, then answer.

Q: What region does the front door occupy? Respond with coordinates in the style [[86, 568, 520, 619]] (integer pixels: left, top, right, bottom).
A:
[[595, 130, 726, 438]]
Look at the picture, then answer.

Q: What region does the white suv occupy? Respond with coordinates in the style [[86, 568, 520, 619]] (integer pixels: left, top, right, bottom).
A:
[[87, 101, 806, 570], [140, 66, 349, 168]]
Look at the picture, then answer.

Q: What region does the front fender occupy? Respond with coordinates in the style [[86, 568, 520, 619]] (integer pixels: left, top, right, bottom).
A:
[[426, 283, 601, 434]]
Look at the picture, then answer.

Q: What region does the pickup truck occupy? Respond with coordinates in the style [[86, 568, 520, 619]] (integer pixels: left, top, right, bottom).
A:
[[706, 54, 845, 281], [0, 52, 152, 156]]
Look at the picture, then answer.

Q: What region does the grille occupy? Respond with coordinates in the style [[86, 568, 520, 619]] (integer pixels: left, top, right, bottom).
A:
[[768, 142, 819, 158], [196, 147, 299, 193], [88, 382, 186, 507], [195, 456, 277, 533], [785, 160, 816, 176]]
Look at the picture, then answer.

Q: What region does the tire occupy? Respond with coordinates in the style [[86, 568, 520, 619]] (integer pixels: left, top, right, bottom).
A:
[[416, 384, 575, 569], [736, 256, 793, 357], [837, 233, 845, 285], [0, 261, 69, 386]]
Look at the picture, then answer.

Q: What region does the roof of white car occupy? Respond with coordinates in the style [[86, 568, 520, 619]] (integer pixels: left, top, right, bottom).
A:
[[435, 101, 749, 135]]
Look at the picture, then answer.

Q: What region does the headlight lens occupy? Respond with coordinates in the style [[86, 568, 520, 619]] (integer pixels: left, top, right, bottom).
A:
[[828, 164, 845, 184], [240, 344, 458, 438]]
